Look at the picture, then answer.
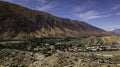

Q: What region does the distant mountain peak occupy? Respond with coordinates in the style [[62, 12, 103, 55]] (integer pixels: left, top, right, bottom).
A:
[[112, 29, 120, 35]]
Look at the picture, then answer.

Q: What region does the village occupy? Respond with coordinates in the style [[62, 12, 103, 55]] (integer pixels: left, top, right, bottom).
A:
[[0, 38, 120, 67], [31, 42, 120, 52], [68, 44, 120, 52], [0, 39, 120, 52]]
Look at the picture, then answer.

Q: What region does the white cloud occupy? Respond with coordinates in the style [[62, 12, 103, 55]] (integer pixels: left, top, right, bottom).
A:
[[117, 13, 120, 15], [74, 6, 86, 12], [73, 1, 96, 12], [100, 25, 120, 31], [75, 11, 110, 20], [37, 0, 46, 3], [37, 1, 57, 11], [1, 0, 27, 2], [1, 0, 14, 2], [112, 5, 120, 10], [73, 3, 120, 20]]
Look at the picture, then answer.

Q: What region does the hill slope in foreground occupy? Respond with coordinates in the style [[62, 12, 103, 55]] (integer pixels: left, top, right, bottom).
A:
[[0, 1, 113, 39]]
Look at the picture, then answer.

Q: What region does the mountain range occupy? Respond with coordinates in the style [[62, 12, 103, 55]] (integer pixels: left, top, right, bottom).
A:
[[0, 1, 113, 39], [112, 29, 120, 35]]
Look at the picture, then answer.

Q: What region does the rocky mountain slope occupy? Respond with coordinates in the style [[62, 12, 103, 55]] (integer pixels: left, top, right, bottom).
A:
[[0, 1, 112, 39]]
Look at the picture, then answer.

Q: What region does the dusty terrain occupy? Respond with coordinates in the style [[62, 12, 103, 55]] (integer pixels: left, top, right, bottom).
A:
[[0, 49, 120, 67]]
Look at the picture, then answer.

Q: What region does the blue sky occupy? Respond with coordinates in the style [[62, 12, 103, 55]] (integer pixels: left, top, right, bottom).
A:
[[1, 0, 120, 31]]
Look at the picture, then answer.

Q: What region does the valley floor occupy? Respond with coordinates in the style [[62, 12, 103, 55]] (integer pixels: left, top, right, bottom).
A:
[[0, 36, 120, 67]]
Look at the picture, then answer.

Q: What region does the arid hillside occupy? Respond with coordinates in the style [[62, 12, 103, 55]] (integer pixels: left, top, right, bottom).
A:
[[0, 1, 113, 39]]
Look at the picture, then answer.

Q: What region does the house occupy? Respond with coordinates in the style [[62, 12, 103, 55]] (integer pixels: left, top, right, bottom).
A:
[[100, 45, 120, 50], [45, 43, 49, 46], [33, 46, 40, 51], [56, 42, 61, 45], [95, 54, 113, 57], [50, 45, 54, 49], [85, 46, 98, 51]]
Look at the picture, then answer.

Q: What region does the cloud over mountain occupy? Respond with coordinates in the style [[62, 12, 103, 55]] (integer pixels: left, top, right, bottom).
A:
[[75, 11, 110, 20]]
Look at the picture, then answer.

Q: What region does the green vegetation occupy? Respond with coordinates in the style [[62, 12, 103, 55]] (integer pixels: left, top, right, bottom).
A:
[[0, 36, 120, 56], [0, 37, 76, 56]]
